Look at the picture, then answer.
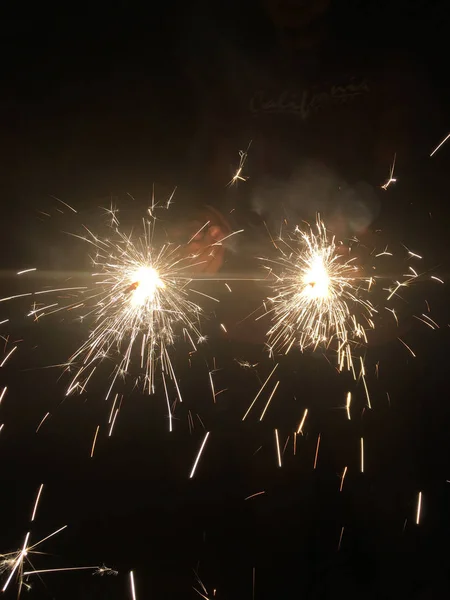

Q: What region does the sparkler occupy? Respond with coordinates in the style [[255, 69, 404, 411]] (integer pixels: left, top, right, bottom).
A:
[[0, 485, 116, 596], [1, 199, 224, 436]]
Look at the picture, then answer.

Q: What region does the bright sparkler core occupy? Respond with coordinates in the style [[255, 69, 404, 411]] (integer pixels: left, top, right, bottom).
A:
[[263, 216, 373, 371], [129, 266, 165, 307]]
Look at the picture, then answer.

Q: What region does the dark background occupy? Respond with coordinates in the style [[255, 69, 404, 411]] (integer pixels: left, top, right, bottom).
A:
[[1, 2, 450, 598]]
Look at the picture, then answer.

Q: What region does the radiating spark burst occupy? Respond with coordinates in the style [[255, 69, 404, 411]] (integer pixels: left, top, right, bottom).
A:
[[227, 141, 251, 186], [2, 202, 218, 434], [1, 485, 115, 596], [261, 216, 375, 372]]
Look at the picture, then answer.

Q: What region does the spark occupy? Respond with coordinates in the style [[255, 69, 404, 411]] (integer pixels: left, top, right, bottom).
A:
[[129, 570, 137, 600], [416, 491, 422, 525], [297, 408, 309, 434], [274, 429, 282, 467], [36, 412, 51, 433], [30, 484, 44, 522], [338, 526, 344, 551], [345, 392, 351, 420], [244, 491, 266, 501], [262, 216, 374, 372], [259, 380, 279, 421], [3, 202, 221, 431], [242, 363, 278, 420], [381, 153, 397, 190], [24, 565, 117, 576], [398, 337, 416, 358], [431, 275, 444, 284], [313, 433, 321, 469], [51, 195, 78, 213], [360, 438, 364, 473], [340, 466, 348, 492], [189, 431, 210, 479], [228, 141, 251, 186], [430, 132, 450, 157], [0, 320, 8, 326], [91, 425, 100, 457], [0, 346, 17, 367], [0, 386, 7, 404], [17, 268, 37, 276]]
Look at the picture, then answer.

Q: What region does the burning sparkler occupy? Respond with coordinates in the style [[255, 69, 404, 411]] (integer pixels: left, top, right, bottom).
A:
[[0, 484, 115, 596], [260, 216, 374, 372]]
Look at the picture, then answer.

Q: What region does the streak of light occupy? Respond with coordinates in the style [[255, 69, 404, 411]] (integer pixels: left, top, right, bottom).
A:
[[189, 432, 210, 479], [398, 337, 416, 358], [129, 570, 137, 600], [431, 275, 444, 284], [313, 433, 321, 470], [346, 392, 351, 420], [259, 380, 280, 421], [340, 466, 348, 492], [416, 491, 422, 525], [0, 387, 7, 404], [274, 429, 282, 467], [36, 412, 51, 433], [381, 153, 397, 190], [91, 425, 100, 458], [30, 484, 44, 522], [51, 196, 78, 213], [17, 268, 37, 276], [242, 363, 279, 421], [297, 408, 309, 434], [338, 527, 344, 551], [360, 438, 364, 473], [0, 346, 17, 367], [430, 132, 450, 157], [244, 491, 266, 501]]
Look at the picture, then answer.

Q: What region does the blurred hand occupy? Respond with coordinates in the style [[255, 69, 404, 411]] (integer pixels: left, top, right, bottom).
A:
[[170, 206, 231, 274]]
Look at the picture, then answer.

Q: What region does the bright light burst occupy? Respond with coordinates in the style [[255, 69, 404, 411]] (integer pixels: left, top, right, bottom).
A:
[[63, 209, 205, 409], [261, 216, 374, 372]]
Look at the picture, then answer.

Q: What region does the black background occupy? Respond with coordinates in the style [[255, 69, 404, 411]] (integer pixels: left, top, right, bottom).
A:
[[1, 2, 450, 598]]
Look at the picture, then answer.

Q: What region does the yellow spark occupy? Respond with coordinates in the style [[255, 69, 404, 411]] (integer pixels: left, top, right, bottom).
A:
[[129, 570, 137, 600], [36, 412, 51, 433], [346, 392, 351, 420], [296, 408, 309, 434], [360, 437, 364, 473], [430, 132, 450, 157], [313, 433, 321, 470], [259, 381, 280, 421], [416, 491, 422, 524], [0, 346, 17, 367], [91, 425, 100, 457], [398, 337, 416, 358], [228, 141, 251, 186], [431, 275, 444, 284], [274, 429, 282, 467], [244, 491, 266, 500], [189, 431, 210, 479], [242, 363, 278, 421], [17, 268, 37, 276], [340, 466, 348, 492], [0, 387, 7, 404], [30, 484, 44, 522], [381, 153, 397, 190]]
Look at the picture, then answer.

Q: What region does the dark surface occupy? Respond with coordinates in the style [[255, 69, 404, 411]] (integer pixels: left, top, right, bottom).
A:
[[1, 2, 450, 598]]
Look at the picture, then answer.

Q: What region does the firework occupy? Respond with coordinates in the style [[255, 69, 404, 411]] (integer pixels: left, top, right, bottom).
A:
[[0, 484, 115, 596], [1, 198, 227, 435], [260, 216, 374, 372]]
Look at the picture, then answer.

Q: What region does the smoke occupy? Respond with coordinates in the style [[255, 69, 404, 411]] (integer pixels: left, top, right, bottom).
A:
[[250, 160, 380, 240]]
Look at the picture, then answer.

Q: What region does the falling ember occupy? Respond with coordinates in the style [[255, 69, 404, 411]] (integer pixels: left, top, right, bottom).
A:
[[242, 363, 278, 421], [360, 438, 364, 473], [91, 425, 100, 458], [338, 527, 345, 551], [129, 570, 137, 600], [36, 412, 51, 433], [0, 386, 7, 404], [189, 432, 210, 479], [274, 429, 282, 467], [313, 433, 321, 470], [340, 467, 348, 492], [259, 381, 280, 421], [346, 392, 351, 420], [244, 491, 266, 501], [30, 484, 44, 522], [297, 408, 309, 434], [430, 132, 450, 157], [416, 491, 422, 525]]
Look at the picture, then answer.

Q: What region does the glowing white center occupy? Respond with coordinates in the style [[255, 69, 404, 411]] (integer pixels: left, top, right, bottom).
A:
[[302, 255, 330, 300], [129, 267, 165, 306]]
